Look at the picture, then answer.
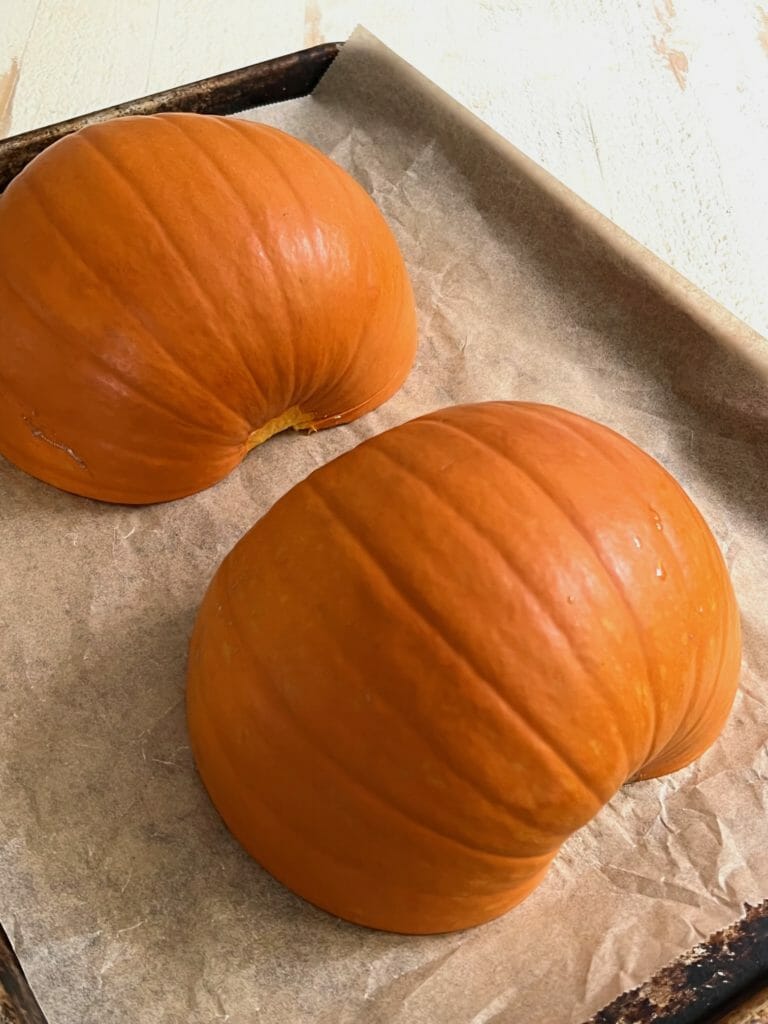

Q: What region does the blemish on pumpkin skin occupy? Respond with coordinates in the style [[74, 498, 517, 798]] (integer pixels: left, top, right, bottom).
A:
[[653, 3, 689, 90], [0, 58, 20, 138], [23, 416, 87, 469]]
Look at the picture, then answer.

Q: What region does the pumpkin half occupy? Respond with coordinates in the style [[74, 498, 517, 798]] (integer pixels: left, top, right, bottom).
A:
[[187, 401, 741, 934], [0, 113, 416, 503]]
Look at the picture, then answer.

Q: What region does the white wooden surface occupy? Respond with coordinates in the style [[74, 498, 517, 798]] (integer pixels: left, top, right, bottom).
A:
[[2, 2, 767, 339]]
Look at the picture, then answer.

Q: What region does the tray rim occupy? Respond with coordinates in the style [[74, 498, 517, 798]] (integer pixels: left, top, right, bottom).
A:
[[0, 40, 342, 192]]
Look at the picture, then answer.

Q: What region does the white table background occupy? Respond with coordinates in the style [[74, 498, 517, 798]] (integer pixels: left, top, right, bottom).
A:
[[3, 1, 767, 341]]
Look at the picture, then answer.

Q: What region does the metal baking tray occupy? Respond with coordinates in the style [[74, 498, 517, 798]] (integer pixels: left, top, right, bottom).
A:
[[0, 42, 765, 1024]]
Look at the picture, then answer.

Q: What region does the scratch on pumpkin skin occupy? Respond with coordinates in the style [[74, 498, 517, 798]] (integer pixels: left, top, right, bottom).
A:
[[758, 6, 768, 56], [0, 58, 20, 138], [653, 2, 689, 90], [304, 0, 322, 46], [24, 417, 87, 469]]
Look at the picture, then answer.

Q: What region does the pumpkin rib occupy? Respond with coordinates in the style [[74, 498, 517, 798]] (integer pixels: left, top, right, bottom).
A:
[[198, 679, 522, 886], [209, 698, 549, 871], [296, 486, 566, 843], [645, 568, 735, 776], [222, 116, 378, 417], [17, 165, 248, 436], [305, 352, 410, 427], [79, 131, 259, 428], [299, 133, 389, 399], [539, 406, 704, 644], [226, 116, 407, 417], [539, 408, 738, 777], [549, 409, 716, 766], [217, 569, 544, 865], [308, 476, 607, 814], [439, 418, 660, 775], [316, 294, 373, 416], [162, 117, 291, 413], [510, 457, 661, 774], [0, 269, 243, 450], [159, 120, 276, 407], [220, 119, 335, 408], [529, 406, 692, 591], [221, 119, 316, 402], [310, 211, 393, 408], [372, 437, 633, 793], [331, 208, 415, 413], [423, 414, 646, 771], [199, 693, 555, 905]]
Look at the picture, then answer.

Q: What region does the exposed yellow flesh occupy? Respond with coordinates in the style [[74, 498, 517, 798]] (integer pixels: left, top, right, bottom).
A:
[[245, 406, 315, 452]]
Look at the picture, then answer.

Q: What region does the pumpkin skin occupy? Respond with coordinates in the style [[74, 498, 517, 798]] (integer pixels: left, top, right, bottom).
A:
[[0, 113, 416, 503], [186, 401, 741, 934]]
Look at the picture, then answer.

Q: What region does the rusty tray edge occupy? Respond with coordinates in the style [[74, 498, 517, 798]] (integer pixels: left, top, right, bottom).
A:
[[0, 40, 342, 192], [587, 901, 768, 1023], [0, 923, 48, 1023]]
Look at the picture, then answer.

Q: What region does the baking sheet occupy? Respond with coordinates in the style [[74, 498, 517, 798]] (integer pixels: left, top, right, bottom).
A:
[[2, 26, 768, 1024]]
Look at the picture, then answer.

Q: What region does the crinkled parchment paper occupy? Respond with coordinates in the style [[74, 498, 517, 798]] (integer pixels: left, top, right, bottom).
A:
[[1, 27, 767, 1024]]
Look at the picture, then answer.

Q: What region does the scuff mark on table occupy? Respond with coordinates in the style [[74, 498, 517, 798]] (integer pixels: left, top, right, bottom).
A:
[[757, 6, 768, 56], [304, 0, 323, 47], [0, 58, 20, 139], [653, 2, 689, 90]]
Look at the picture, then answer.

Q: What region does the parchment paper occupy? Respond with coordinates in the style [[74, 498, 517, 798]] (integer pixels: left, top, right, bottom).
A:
[[2, 27, 768, 1024]]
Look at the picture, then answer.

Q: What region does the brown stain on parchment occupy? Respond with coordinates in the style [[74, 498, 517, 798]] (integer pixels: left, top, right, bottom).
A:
[[757, 6, 768, 56], [304, 0, 323, 47], [653, 2, 689, 90], [0, 58, 19, 139]]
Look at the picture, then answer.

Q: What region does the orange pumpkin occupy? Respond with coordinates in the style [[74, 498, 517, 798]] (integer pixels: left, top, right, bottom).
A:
[[0, 113, 416, 503], [187, 401, 741, 934]]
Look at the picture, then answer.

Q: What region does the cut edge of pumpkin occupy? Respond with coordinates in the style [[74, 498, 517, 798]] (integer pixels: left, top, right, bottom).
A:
[[245, 406, 316, 451], [245, 354, 415, 453]]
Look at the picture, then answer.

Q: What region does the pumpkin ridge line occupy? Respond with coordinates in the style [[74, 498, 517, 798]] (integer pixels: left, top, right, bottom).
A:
[[77, 132, 252, 431], [439, 417, 659, 777], [204, 716, 522, 893], [299, 474, 559, 840], [308, 350, 415, 427], [0, 269, 236, 448], [163, 117, 287, 414], [545, 409, 722, 771], [523, 409, 737, 775], [329, 176, 416, 405], [218, 561, 543, 866], [222, 118, 313, 401], [644, 564, 735, 775], [225, 117, 382, 412], [373, 436, 631, 794], [308, 472, 606, 816], [226, 117, 417, 424], [540, 408, 692, 582], [16, 167, 246, 438], [312, 168, 394, 405], [195, 660, 533, 897]]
